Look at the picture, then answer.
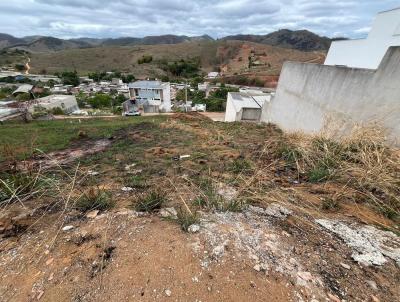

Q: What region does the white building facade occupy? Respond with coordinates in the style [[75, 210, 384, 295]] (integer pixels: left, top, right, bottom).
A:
[[225, 92, 271, 122], [128, 80, 171, 113], [29, 95, 79, 114], [325, 7, 400, 69]]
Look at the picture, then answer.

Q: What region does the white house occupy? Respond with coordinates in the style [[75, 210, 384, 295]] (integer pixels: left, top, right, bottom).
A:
[[206, 72, 220, 79], [325, 7, 400, 69], [225, 92, 271, 122], [128, 80, 171, 113], [29, 95, 79, 114]]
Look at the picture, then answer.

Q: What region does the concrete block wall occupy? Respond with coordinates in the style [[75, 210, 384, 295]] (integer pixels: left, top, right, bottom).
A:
[[261, 46, 400, 145]]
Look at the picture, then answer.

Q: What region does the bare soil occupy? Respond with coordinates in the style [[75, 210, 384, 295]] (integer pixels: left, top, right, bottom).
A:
[[0, 114, 399, 302]]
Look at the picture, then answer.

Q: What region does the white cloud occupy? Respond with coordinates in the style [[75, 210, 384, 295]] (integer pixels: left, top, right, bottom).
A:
[[0, 0, 398, 39]]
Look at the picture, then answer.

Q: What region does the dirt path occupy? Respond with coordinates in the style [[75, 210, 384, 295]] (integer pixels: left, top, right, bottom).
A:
[[25, 57, 31, 75]]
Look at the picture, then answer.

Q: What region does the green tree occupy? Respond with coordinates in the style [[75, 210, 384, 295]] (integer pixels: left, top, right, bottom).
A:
[[76, 91, 88, 107], [211, 86, 239, 99], [16, 93, 32, 101], [122, 74, 135, 83], [15, 64, 25, 71], [114, 94, 126, 106], [88, 93, 112, 109], [138, 55, 153, 64], [61, 71, 79, 86]]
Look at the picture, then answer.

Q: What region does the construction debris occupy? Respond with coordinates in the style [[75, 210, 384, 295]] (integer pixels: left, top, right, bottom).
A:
[[316, 219, 400, 266]]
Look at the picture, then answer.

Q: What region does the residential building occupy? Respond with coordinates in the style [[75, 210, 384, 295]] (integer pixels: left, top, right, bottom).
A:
[[12, 84, 33, 96], [112, 78, 123, 85], [29, 95, 79, 114], [325, 7, 400, 69], [198, 82, 210, 91], [261, 46, 400, 145], [206, 72, 220, 79], [128, 80, 171, 113], [225, 92, 271, 122]]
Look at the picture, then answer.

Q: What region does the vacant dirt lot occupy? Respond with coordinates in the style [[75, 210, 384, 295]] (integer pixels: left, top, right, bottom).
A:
[[0, 114, 399, 302]]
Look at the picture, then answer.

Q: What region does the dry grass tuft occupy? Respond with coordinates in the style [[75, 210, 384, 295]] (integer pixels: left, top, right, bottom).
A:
[[278, 125, 400, 220]]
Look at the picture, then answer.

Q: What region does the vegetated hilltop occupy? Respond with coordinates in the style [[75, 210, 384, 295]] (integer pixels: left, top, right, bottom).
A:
[[0, 33, 25, 49], [222, 29, 334, 51], [0, 30, 333, 52], [100, 34, 214, 47], [11, 36, 93, 52], [26, 40, 324, 79]]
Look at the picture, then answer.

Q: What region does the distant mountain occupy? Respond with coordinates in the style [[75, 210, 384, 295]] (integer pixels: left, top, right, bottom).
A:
[[0, 33, 25, 49], [102, 34, 214, 46], [222, 29, 333, 51], [0, 33, 214, 52], [69, 37, 106, 46], [0, 30, 334, 52]]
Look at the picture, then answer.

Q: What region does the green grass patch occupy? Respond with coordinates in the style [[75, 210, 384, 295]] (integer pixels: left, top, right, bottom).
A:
[[308, 165, 331, 183], [0, 116, 166, 162], [124, 175, 148, 189], [76, 187, 114, 212], [229, 158, 253, 174], [134, 190, 167, 212], [176, 208, 200, 232]]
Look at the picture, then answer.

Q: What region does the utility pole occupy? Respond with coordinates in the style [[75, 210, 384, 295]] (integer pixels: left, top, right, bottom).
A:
[[185, 80, 188, 104]]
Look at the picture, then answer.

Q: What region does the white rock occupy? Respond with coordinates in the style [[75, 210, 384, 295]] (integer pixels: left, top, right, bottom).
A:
[[125, 163, 136, 171], [340, 263, 351, 270], [62, 225, 74, 231], [86, 210, 99, 219], [297, 271, 313, 282], [316, 219, 400, 266], [188, 224, 200, 233], [253, 263, 268, 272], [165, 289, 171, 297], [159, 207, 178, 218], [366, 280, 378, 290], [121, 187, 133, 192], [212, 245, 225, 257]]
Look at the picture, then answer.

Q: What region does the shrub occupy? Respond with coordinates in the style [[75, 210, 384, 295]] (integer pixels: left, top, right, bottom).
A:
[[308, 165, 331, 183], [76, 188, 114, 212], [229, 158, 253, 174], [321, 198, 340, 211], [0, 169, 53, 203], [176, 208, 200, 232], [88, 93, 112, 109], [278, 126, 400, 220], [138, 55, 153, 64], [159, 59, 200, 77], [51, 107, 64, 115], [134, 190, 166, 212], [124, 175, 147, 189], [193, 177, 246, 212]]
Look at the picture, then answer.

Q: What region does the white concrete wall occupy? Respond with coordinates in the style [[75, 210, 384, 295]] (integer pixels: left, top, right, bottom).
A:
[[261, 47, 400, 145], [325, 8, 400, 69], [161, 83, 171, 112], [225, 94, 239, 122]]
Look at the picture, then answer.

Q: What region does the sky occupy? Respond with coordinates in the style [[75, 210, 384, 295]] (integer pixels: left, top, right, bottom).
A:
[[0, 0, 399, 39]]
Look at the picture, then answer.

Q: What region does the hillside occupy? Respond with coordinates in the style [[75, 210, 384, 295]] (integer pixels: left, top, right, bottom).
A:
[[26, 40, 325, 83], [222, 29, 332, 51], [12, 37, 92, 52], [101, 34, 214, 46], [0, 30, 332, 52], [0, 33, 25, 49]]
